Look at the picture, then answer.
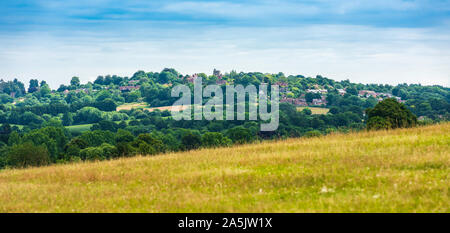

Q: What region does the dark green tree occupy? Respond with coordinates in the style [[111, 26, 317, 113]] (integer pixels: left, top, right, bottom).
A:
[[7, 142, 50, 168], [181, 131, 201, 150], [366, 98, 417, 130]]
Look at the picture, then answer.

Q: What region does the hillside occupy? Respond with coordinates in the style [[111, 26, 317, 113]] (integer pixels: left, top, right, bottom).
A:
[[0, 123, 448, 213]]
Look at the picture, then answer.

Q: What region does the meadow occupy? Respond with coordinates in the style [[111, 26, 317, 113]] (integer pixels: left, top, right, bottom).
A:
[[116, 102, 187, 112], [0, 123, 448, 212], [65, 123, 93, 134], [297, 107, 330, 114]]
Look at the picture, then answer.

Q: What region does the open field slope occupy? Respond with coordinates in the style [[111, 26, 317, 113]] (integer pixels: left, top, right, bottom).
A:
[[297, 107, 330, 114], [0, 123, 449, 212]]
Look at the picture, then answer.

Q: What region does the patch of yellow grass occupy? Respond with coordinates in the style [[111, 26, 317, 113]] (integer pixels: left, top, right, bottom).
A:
[[297, 107, 330, 114], [116, 102, 148, 111], [0, 123, 449, 212], [116, 102, 187, 112]]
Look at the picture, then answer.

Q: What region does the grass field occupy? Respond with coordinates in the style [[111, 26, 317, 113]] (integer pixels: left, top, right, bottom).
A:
[[297, 107, 329, 114], [116, 102, 187, 112], [116, 102, 148, 111], [0, 123, 448, 212], [65, 124, 93, 134]]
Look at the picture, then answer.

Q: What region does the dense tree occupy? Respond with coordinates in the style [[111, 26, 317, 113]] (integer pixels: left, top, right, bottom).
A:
[[226, 126, 253, 144], [28, 79, 39, 93], [181, 131, 201, 150], [201, 132, 232, 148], [366, 98, 417, 130], [95, 98, 117, 111], [70, 76, 81, 86], [62, 112, 74, 126], [7, 142, 50, 168], [0, 70, 447, 169], [74, 107, 103, 124]]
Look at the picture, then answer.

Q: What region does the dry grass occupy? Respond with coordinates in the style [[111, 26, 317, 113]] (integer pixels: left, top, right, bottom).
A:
[[116, 102, 187, 112], [116, 102, 148, 111], [0, 123, 449, 213], [297, 107, 330, 114]]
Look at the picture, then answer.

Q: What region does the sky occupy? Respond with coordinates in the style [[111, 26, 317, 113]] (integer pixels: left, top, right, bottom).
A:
[[0, 0, 449, 88]]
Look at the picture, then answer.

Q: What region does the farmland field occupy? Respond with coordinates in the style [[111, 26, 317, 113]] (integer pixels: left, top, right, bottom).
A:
[[65, 124, 93, 134], [297, 107, 330, 114], [116, 102, 187, 112], [0, 123, 448, 212]]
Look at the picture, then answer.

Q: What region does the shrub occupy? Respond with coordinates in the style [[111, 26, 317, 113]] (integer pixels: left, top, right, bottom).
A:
[[201, 132, 232, 148], [181, 132, 201, 150], [304, 130, 322, 138], [226, 126, 253, 144], [7, 142, 50, 168], [79, 147, 105, 161]]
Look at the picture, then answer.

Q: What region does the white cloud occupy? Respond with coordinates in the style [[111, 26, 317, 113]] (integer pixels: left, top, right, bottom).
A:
[[0, 24, 449, 88]]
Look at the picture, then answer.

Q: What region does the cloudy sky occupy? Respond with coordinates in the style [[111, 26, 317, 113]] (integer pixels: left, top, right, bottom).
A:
[[0, 0, 449, 88]]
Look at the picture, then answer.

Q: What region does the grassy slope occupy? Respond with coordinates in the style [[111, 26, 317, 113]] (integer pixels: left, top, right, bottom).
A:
[[297, 107, 329, 114], [65, 124, 93, 134], [0, 123, 448, 213]]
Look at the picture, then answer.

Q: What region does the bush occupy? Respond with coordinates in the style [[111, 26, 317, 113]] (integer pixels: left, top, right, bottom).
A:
[[304, 130, 322, 138], [181, 132, 201, 150], [367, 116, 392, 130], [201, 132, 232, 148], [7, 142, 50, 168], [79, 147, 105, 161], [226, 126, 253, 144]]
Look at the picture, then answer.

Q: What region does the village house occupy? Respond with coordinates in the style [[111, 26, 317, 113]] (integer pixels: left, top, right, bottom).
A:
[[275, 81, 289, 93], [376, 92, 393, 98], [119, 85, 141, 92], [307, 89, 328, 94], [74, 88, 89, 94], [213, 69, 226, 85], [294, 98, 308, 106], [280, 97, 308, 107], [358, 90, 377, 98], [280, 97, 294, 104], [337, 89, 346, 96], [186, 74, 199, 83], [128, 80, 140, 85], [216, 79, 226, 85], [311, 96, 328, 106]]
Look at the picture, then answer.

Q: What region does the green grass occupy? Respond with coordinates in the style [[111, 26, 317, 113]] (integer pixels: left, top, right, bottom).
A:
[[0, 123, 448, 212], [10, 124, 24, 130], [65, 124, 93, 134], [297, 107, 330, 114]]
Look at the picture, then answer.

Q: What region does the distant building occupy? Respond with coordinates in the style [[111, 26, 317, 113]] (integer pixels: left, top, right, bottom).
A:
[[186, 74, 199, 83], [307, 89, 328, 94], [216, 79, 226, 85], [275, 81, 289, 92], [294, 98, 308, 106], [280, 97, 294, 104], [213, 69, 226, 85], [311, 97, 327, 106], [119, 85, 141, 92], [74, 88, 89, 94], [358, 90, 377, 98], [281, 97, 308, 107], [337, 89, 346, 96]]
